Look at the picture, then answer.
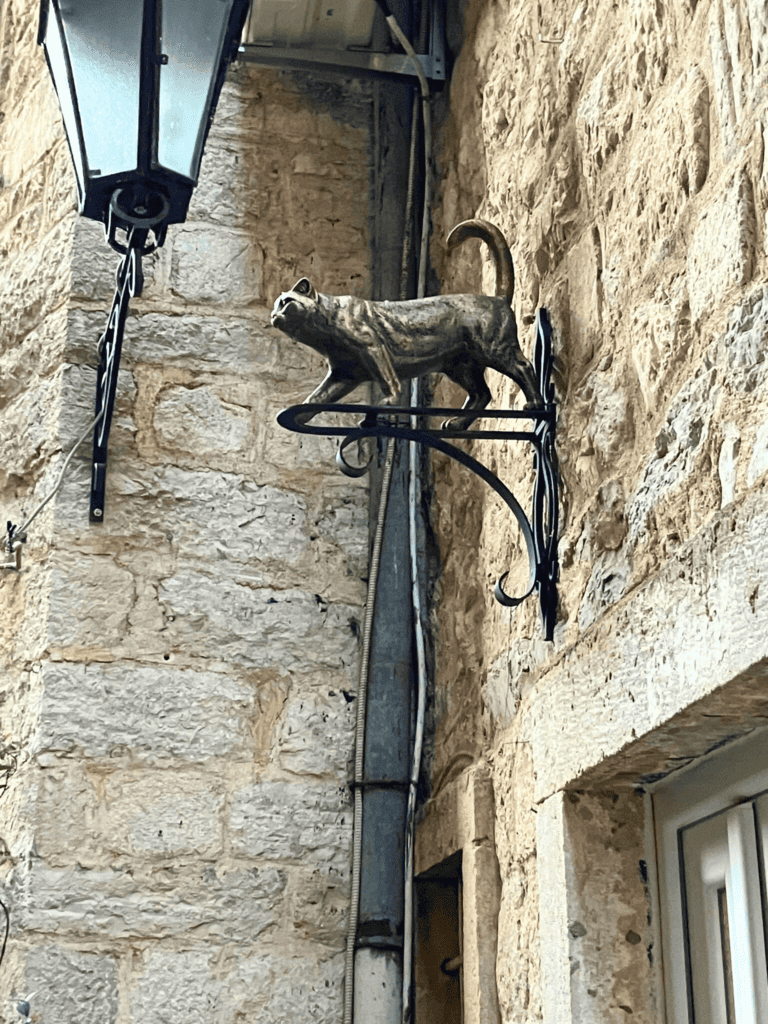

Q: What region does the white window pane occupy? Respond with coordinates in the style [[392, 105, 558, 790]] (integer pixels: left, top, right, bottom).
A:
[[682, 812, 730, 1024]]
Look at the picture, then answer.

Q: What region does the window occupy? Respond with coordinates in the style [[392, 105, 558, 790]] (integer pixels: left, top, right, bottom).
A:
[[653, 728, 768, 1024]]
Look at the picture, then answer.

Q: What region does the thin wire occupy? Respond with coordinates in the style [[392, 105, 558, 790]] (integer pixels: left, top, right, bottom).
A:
[[5, 409, 104, 563]]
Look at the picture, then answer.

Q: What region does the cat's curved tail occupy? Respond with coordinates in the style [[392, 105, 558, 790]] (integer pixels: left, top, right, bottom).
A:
[[446, 218, 514, 304]]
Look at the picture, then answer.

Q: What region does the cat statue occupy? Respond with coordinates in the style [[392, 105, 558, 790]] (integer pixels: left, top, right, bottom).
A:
[[270, 218, 543, 429]]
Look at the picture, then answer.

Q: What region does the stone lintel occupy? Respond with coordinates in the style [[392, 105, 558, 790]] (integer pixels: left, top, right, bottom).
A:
[[527, 484, 768, 801]]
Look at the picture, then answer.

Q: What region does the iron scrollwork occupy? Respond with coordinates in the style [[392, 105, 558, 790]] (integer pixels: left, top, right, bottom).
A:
[[278, 308, 559, 640]]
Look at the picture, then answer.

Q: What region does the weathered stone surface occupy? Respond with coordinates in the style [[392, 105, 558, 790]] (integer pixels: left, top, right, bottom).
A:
[[104, 773, 224, 856], [276, 690, 356, 776], [630, 275, 690, 413], [747, 419, 768, 485], [70, 219, 160, 302], [628, 367, 719, 544], [158, 572, 359, 674], [47, 557, 136, 649], [130, 949, 344, 1024], [147, 467, 309, 565], [230, 779, 351, 865], [23, 946, 118, 1024], [13, 861, 285, 940], [290, 863, 349, 945], [688, 169, 756, 322], [66, 307, 276, 370], [32, 662, 253, 761], [153, 384, 251, 454], [170, 227, 263, 304], [718, 420, 741, 506]]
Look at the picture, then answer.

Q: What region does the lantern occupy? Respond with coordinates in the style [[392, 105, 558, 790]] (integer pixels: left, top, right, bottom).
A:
[[38, 0, 249, 250]]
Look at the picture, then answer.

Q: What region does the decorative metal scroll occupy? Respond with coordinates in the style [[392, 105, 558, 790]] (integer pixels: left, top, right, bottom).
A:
[[278, 308, 559, 640]]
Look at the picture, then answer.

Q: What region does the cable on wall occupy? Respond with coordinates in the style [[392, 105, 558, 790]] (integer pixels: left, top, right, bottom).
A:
[[4, 409, 105, 571]]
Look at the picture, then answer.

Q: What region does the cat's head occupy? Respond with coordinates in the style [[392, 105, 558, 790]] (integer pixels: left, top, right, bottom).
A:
[[271, 278, 319, 332]]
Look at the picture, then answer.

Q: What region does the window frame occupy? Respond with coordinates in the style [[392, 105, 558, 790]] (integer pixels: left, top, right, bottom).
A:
[[652, 727, 768, 1024]]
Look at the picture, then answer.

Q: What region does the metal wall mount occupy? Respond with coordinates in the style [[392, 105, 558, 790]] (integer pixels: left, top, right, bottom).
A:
[[278, 308, 559, 639]]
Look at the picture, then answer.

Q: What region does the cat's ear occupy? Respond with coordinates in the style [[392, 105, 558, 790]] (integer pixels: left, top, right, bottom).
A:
[[293, 278, 317, 300]]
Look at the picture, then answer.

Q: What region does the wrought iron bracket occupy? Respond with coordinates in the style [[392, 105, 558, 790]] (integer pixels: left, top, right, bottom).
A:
[[90, 223, 153, 523], [278, 309, 559, 639]]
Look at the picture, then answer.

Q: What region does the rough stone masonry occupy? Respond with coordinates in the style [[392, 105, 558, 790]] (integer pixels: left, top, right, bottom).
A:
[[0, 1, 376, 1019], [418, 0, 768, 1020]]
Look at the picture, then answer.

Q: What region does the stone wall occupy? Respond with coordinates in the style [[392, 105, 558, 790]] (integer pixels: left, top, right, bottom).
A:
[[418, 0, 768, 1020], [0, 2, 374, 1019]]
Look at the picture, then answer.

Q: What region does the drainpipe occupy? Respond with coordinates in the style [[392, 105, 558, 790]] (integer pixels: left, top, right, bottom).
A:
[[354, 438, 413, 1018]]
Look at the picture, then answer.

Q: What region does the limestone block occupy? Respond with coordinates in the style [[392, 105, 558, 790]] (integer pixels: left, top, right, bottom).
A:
[[745, 0, 768, 79], [578, 548, 632, 630], [69, 219, 161, 302], [12, 861, 285, 940], [687, 169, 756, 322], [33, 769, 101, 863], [186, 144, 245, 226], [630, 276, 690, 412], [0, 376, 61, 483], [747, 420, 768, 486], [66, 308, 273, 370], [0, 306, 67, 417], [23, 946, 118, 1024], [276, 691, 355, 775], [258, 396, 358, 472], [170, 226, 263, 304], [483, 650, 522, 729], [128, 948, 344, 1024], [0, 217, 73, 349], [249, 952, 344, 1023], [102, 772, 223, 856], [708, 0, 744, 150], [311, 494, 369, 578], [60, 363, 136, 447], [46, 556, 135, 650], [628, 367, 719, 543], [158, 571, 359, 674], [584, 364, 632, 458], [153, 384, 251, 455], [678, 68, 710, 198], [150, 467, 309, 565], [612, 67, 709, 278], [129, 950, 222, 1024], [566, 230, 602, 369], [229, 779, 351, 865], [717, 285, 768, 369], [576, 55, 632, 197], [719, 420, 741, 505], [290, 864, 349, 945], [32, 662, 254, 762]]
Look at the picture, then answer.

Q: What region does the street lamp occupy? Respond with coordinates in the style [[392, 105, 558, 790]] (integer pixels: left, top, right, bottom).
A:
[[38, 0, 249, 249], [37, 0, 249, 521]]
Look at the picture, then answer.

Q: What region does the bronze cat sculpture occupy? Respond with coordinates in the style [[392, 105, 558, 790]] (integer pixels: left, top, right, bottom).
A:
[[270, 218, 544, 429]]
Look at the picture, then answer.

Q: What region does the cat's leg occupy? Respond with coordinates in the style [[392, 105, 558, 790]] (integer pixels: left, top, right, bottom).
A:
[[295, 370, 358, 424], [442, 362, 492, 430], [491, 329, 544, 408]]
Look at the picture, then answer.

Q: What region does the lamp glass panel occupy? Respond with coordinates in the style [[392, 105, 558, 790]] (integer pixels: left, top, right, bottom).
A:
[[58, 0, 143, 179], [42, 6, 86, 193], [157, 0, 234, 181]]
